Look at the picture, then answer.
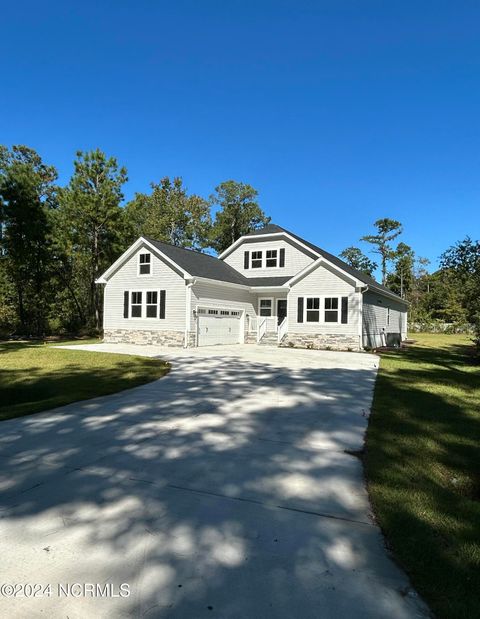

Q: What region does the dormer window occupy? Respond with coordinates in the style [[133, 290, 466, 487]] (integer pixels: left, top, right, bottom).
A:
[[266, 249, 277, 268], [138, 252, 151, 276], [251, 251, 262, 269]]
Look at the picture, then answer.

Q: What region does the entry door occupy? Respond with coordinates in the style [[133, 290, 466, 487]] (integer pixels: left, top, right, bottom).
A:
[[277, 299, 287, 325]]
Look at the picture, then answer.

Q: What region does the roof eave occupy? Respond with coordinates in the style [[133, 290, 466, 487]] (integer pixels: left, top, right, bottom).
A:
[[187, 276, 250, 290]]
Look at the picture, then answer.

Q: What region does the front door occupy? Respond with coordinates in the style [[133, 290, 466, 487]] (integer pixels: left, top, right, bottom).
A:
[[277, 299, 287, 325]]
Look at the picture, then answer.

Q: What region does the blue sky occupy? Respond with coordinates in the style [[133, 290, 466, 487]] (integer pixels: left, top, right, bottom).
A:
[[2, 1, 479, 272]]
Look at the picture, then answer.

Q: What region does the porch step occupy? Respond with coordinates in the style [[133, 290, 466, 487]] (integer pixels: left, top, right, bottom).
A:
[[258, 334, 279, 345]]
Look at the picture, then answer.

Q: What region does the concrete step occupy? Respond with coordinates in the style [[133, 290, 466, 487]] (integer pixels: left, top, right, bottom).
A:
[[258, 335, 279, 345]]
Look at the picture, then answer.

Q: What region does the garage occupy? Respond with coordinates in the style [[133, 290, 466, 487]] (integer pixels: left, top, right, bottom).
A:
[[197, 308, 242, 346]]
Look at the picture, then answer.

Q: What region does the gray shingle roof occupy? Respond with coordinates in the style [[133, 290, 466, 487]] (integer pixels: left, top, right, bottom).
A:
[[145, 227, 405, 302], [243, 224, 404, 300], [144, 237, 248, 285]]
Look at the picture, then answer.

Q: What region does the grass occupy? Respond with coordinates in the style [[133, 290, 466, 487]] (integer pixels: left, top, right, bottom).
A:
[[365, 333, 480, 619], [0, 340, 170, 421]]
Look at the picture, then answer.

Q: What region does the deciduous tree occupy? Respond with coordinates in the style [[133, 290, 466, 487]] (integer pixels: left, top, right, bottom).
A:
[[125, 176, 211, 250], [210, 180, 270, 253]]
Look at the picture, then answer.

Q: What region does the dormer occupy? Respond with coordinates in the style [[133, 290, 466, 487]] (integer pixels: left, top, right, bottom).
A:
[[218, 224, 317, 279]]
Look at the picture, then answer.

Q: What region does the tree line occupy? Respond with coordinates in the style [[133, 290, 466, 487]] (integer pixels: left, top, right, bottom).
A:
[[0, 145, 269, 336], [1, 145, 478, 344], [339, 218, 480, 346]]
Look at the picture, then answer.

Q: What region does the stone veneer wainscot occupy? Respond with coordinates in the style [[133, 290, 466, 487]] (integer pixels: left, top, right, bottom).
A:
[[104, 329, 185, 347]]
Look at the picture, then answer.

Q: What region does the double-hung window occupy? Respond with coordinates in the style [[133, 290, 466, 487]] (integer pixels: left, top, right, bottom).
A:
[[266, 249, 277, 268], [139, 253, 151, 275], [146, 291, 158, 318], [251, 251, 262, 268], [324, 297, 339, 322], [259, 299, 273, 317], [306, 298, 320, 322], [131, 292, 142, 317]]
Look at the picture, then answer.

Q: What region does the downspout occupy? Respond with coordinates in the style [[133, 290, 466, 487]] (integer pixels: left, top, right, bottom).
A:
[[184, 280, 196, 348], [359, 285, 369, 350]]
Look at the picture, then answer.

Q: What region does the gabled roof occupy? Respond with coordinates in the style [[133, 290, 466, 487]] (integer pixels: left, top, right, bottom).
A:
[[143, 237, 248, 285], [240, 224, 405, 301]]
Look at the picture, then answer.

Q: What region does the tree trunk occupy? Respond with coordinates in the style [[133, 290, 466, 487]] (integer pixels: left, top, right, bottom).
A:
[[381, 250, 387, 285]]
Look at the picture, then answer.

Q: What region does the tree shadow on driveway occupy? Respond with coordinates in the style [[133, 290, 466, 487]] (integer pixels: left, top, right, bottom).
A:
[[0, 352, 429, 618]]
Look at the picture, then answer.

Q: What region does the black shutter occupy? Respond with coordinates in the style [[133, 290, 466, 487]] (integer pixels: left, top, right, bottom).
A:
[[279, 247, 285, 267], [123, 291, 129, 318], [341, 296, 348, 324], [244, 251, 250, 269], [159, 290, 166, 319], [297, 297, 304, 323]]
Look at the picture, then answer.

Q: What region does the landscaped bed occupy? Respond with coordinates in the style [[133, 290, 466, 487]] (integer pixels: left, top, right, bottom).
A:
[[365, 333, 480, 619], [0, 340, 170, 421]]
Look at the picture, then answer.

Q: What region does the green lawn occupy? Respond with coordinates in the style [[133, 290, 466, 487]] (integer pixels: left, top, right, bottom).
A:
[[365, 333, 480, 619], [0, 340, 170, 421]]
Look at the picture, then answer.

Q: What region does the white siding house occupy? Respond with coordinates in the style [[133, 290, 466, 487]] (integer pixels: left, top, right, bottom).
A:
[[97, 224, 408, 350], [103, 241, 187, 345], [286, 262, 362, 350]]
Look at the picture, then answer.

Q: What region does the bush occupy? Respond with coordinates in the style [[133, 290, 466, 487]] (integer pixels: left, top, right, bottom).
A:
[[409, 320, 474, 334]]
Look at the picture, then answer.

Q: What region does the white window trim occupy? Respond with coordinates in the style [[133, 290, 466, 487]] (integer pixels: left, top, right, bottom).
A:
[[251, 250, 263, 269], [303, 295, 343, 324], [304, 296, 322, 324], [146, 290, 160, 319], [130, 290, 143, 318], [138, 251, 153, 277], [265, 248, 278, 268], [323, 296, 341, 324], [258, 297, 275, 318], [247, 246, 283, 270], [127, 289, 162, 319]]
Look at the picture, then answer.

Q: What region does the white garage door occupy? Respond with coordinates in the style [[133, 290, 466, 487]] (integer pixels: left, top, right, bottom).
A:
[[197, 308, 242, 346]]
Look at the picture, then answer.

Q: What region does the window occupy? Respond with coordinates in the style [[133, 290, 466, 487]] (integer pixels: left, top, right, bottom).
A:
[[231, 311, 240, 316], [259, 298, 273, 317], [306, 298, 320, 322], [266, 249, 277, 268], [387, 307, 390, 326], [139, 253, 151, 275], [131, 291, 142, 317], [220, 310, 230, 315], [324, 297, 339, 322], [208, 309, 218, 315], [251, 251, 262, 269], [146, 291, 158, 318]]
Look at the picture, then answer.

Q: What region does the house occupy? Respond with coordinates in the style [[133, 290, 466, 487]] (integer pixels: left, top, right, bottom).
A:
[[96, 224, 408, 350]]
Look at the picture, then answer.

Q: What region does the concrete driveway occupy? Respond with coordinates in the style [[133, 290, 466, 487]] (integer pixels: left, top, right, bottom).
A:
[[0, 345, 428, 618]]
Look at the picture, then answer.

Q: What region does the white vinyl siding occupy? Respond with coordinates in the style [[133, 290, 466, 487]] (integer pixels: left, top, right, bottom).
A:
[[223, 239, 314, 278], [362, 290, 407, 347], [190, 282, 256, 334], [288, 262, 360, 337], [103, 244, 186, 331]]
